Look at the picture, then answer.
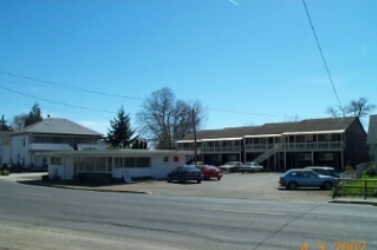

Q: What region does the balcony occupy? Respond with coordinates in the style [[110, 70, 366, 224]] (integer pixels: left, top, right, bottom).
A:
[[281, 141, 344, 151], [201, 146, 241, 153], [28, 143, 72, 151]]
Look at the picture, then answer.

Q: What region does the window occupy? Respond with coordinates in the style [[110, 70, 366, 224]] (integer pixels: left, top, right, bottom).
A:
[[136, 157, 150, 167], [83, 158, 95, 171], [174, 156, 179, 162], [163, 156, 169, 162], [124, 158, 136, 167], [107, 157, 113, 171], [296, 135, 305, 142], [299, 153, 311, 161], [95, 157, 106, 172], [318, 134, 330, 141], [51, 157, 62, 165], [318, 153, 334, 161], [54, 138, 61, 144], [114, 157, 123, 169]]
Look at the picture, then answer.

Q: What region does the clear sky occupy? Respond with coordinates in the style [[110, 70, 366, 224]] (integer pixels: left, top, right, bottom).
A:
[[0, 0, 376, 135]]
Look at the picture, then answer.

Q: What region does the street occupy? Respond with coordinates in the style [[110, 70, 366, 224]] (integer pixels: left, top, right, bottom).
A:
[[0, 179, 376, 250]]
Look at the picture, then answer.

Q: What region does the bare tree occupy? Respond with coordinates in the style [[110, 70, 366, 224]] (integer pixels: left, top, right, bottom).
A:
[[345, 97, 376, 117], [325, 106, 345, 118], [137, 87, 207, 149], [12, 114, 28, 130], [326, 97, 375, 118]]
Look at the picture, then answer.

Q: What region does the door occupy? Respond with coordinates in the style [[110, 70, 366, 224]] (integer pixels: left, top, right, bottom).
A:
[[64, 158, 74, 180]]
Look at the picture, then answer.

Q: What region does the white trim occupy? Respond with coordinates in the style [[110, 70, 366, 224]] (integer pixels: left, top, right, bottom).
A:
[[201, 137, 242, 141], [46, 149, 194, 157], [282, 130, 345, 135], [243, 134, 281, 138], [175, 139, 203, 143]]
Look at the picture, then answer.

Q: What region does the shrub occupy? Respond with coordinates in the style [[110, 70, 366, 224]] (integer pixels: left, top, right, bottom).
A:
[[364, 166, 376, 177], [0, 169, 9, 176]]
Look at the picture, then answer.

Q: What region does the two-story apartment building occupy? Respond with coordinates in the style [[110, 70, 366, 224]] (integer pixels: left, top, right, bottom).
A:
[[176, 117, 368, 171], [367, 114, 377, 168], [10, 117, 107, 169]]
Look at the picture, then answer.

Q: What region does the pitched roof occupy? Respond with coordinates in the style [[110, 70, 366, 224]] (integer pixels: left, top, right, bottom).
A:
[[177, 117, 359, 142], [11, 118, 104, 137], [367, 115, 377, 145]]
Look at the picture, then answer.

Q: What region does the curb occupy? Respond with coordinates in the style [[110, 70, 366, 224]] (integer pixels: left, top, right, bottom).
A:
[[16, 181, 151, 195], [328, 199, 377, 205]]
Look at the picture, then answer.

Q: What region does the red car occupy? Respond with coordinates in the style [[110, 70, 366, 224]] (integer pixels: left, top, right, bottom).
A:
[[200, 165, 223, 180]]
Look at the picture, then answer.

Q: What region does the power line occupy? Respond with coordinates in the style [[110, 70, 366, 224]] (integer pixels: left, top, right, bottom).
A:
[[301, 0, 343, 110], [0, 70, 289, 119], [0, 71, 144, 101], [0, 85, 116, 114]]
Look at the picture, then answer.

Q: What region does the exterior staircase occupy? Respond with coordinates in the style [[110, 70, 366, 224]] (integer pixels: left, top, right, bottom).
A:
[[254, 144, 280, 163]]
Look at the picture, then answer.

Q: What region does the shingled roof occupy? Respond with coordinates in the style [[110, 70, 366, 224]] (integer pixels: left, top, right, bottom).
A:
[[177, 117, 359, 142], [11, 118, 104, 137], [367, 115, 377, 145]]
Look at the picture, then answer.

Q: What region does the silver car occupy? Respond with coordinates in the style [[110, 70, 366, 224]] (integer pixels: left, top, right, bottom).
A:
[[240, 161, 263, 173], [279, 169, 334, 190]]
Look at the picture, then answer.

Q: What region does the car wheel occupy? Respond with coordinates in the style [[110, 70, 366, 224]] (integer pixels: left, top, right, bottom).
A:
[[167, 177, 172, 183], [323, 181, 333, 190], [180, 177, 185, 183], [287, 182, 297, 190], [197, 180, 201, 184], [217, 177, 221, 181]]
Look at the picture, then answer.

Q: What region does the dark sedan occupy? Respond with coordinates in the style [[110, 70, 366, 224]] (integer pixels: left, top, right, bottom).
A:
[[167, 166, 202, 183]]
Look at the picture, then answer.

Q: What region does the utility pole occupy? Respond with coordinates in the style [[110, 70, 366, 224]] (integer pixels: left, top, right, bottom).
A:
[[192, 107, 197, 167]]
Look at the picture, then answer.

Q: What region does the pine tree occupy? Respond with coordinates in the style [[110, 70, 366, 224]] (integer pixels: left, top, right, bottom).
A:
[[24, 102, 43, 127], [106, 106, 136, 148]]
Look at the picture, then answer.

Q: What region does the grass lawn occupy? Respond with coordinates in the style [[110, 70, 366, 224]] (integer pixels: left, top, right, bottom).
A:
[[332, 174, 377, 198]]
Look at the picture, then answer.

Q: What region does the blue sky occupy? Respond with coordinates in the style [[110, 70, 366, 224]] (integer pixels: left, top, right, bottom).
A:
[[0, 0, 376, 135]]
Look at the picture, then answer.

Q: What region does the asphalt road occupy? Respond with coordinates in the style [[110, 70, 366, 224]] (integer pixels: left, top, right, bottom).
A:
[[1, 179, 376, 250]]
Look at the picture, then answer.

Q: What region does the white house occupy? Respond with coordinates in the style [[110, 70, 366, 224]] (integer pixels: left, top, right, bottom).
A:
[[10, 117, 106, 169], [46, 149, 193, 181], [0, 131, 11, 167]]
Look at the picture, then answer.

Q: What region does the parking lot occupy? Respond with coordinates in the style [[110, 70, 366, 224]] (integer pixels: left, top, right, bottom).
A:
[[132, 172, 332, 202]]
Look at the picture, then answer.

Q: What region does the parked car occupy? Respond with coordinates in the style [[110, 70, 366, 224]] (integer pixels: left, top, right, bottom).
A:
[[218, 161, 243, 173], [239, 161, 264, 173], [304, 166, 339, 178], [279, 169, 334, 190], [167, 166, 202, 183], [200, 165, 223, 180]]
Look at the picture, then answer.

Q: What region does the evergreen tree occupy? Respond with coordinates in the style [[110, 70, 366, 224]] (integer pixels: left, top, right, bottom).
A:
[[24, 102, 43, 127], [106, 106, 136, 148], [0, 115, 11, 131]]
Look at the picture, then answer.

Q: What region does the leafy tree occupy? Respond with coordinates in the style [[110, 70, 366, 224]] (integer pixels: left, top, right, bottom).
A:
[[136, 87, 206, 149], [106, 106, 137, 148], [326, 97, 376, 118], [0, 115, 11, 131], [24, 102, 43, 127]]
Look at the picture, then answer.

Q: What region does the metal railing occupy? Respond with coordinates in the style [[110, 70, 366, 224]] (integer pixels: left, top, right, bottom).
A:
[[332, 178, 377, 199]]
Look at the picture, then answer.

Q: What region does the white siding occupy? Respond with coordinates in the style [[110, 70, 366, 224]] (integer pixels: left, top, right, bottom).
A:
[[151, 155, 186, 179], [11, 135, 30, 167]]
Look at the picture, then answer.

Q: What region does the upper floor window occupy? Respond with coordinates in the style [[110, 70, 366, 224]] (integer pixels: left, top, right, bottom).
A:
[[296, 135, 305, 143], [318, 134, 330, 142]]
